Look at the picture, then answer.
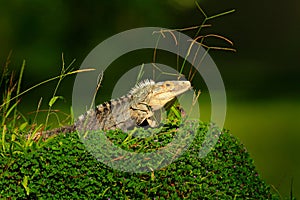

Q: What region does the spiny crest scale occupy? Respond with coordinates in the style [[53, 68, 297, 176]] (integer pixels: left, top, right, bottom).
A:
[[129, 79, 155, 95]]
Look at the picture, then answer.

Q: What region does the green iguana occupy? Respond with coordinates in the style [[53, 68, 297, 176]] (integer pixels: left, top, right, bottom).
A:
[[31, 79, 191, 140]]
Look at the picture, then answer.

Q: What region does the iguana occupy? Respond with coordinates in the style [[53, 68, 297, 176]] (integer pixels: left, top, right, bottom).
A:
[[30, 79, 191, 140]]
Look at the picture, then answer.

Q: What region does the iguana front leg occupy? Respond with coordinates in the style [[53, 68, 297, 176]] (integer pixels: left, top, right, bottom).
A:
[[130, 103, 157, 127]]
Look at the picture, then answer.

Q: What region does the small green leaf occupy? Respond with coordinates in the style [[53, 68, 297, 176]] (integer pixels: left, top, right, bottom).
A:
[[11, 133, 16, 141], [19, 122, 28, 131], [5, 101, 19, 118], [49, 96, 63, 107], [22, 175, 30, 195]]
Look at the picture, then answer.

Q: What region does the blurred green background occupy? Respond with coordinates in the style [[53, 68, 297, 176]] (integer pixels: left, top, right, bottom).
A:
[[1, 0, 299, 197]]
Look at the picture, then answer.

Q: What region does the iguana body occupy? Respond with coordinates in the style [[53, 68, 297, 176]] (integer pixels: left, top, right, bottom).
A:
[[33, 79, 191, 140]]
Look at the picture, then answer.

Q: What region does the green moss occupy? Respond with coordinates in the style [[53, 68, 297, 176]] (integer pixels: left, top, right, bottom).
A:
[[0, 121, 279, 199]]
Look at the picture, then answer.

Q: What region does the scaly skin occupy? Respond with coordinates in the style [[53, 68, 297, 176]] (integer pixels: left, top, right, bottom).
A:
[[31, 79, 191, 140]]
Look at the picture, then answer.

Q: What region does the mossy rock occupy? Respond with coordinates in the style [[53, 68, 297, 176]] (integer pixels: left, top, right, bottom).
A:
[[0, 122, 278, 199]]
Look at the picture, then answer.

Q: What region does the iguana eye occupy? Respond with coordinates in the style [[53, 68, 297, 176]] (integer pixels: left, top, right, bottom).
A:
[[164, 82, 173, 87]]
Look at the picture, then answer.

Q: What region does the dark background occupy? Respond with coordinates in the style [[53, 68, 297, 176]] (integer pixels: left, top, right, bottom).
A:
[[1, 0, 299, 197]]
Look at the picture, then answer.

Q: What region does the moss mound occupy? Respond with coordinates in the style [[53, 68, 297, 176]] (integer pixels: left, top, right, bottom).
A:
[[0, 122, 278, 199]]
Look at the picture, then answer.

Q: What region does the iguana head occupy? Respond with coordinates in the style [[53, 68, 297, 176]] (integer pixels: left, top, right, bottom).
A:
[[148, 80, 191, 110], [129, 79, 191, 111]]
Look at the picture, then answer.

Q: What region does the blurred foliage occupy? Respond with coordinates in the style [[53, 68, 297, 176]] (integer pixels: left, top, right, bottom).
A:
[[1, 0, 300, 99]]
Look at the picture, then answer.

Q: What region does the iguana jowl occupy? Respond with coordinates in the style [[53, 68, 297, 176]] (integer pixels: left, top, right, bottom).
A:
[[35, 79, 191, 139]]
